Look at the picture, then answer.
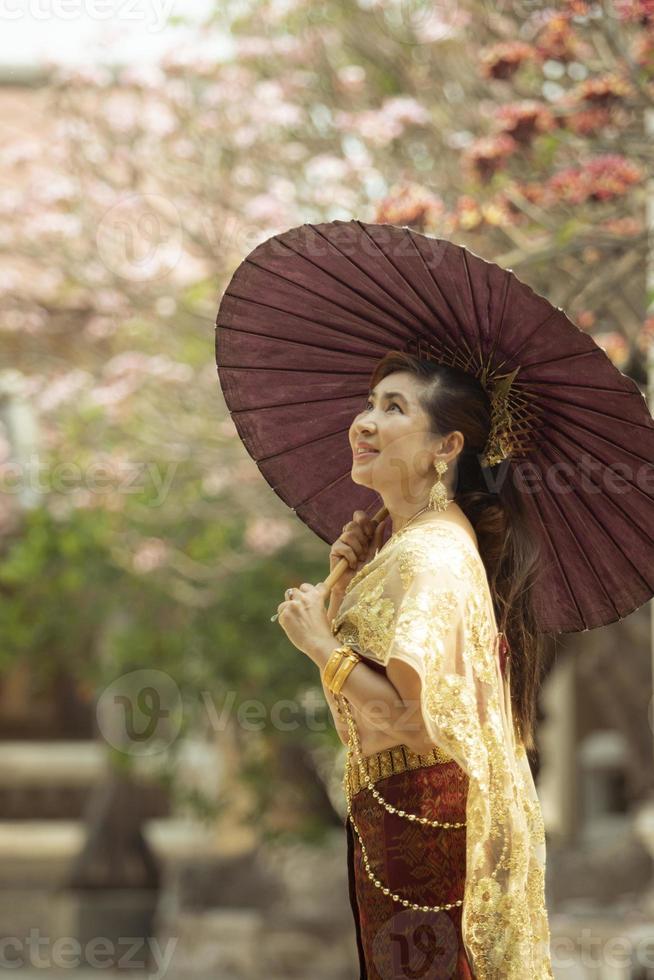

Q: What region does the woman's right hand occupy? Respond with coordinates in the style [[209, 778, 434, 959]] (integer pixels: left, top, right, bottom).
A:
[[328, 510, 388, 598]]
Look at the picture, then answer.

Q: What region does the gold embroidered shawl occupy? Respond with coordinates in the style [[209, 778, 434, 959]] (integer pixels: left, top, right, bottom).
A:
[[332, 518, 554, 979]]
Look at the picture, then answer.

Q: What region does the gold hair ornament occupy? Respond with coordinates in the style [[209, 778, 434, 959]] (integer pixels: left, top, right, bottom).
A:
[[406, 336, 541, 468]]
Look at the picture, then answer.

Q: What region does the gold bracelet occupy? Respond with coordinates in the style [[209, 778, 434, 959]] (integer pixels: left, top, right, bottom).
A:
[[326, 647, 360, 694], [325, 652, 359, 693], [322, 646, 349, 688], [329, 652, 360, 695], [322, 645, 356, 688]]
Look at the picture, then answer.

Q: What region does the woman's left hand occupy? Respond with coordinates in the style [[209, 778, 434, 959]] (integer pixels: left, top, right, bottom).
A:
[[276, 581, 332, 658]]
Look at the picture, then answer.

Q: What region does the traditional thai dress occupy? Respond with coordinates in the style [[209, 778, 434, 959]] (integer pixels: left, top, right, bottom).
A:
[[331, 519, 554, 979]]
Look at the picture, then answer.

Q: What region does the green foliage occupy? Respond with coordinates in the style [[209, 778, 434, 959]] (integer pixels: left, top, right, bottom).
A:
[[0, 506, 119, 682], [0, 497, 341, 831]]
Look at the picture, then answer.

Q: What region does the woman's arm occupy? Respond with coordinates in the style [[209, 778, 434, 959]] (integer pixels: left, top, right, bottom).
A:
[[321, 670, 411, 754], [320, 675, 349, 746], [321, 587, 350, 745], [322, 588, 421, 753], [308, 635, 430, 755]]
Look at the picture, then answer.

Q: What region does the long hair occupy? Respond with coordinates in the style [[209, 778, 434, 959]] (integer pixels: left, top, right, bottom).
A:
[[368, 351, 546, 755]]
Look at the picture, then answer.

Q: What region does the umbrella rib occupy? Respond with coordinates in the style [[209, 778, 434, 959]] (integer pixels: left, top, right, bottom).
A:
[[318, 220, 481, 350], [216, 321, 393, 359], [228, 391, 368, 416], [526, 489, 586, 630], [531, 386, 653, 432], [405, 230, 477, 364], [518, 347, 608, 373], [485, 272, 512, 370], [492, 306, 561, 374], [222, 369, 370, 383], [305, 224, 407, 306], [278, 228, 435, 338], [353, 222, 476, 363], [460, 249, 486, 372], [225, 263, 410, 346], [293, 466, 358, 511], [349, 220, 455, 328], [523, 377, 643, 394], [541, 399, 654, 456], [538, 442, 637, 616], [544, 428, 654, 552], [543, 422, 654, 547]]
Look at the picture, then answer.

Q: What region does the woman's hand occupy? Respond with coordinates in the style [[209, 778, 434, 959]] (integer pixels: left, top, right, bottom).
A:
[[276, 581, 332, 658], [329, 510, 389, 599]]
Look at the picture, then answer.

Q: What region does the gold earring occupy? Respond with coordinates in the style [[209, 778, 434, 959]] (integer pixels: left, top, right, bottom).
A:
[[428, 459, 449, 512]]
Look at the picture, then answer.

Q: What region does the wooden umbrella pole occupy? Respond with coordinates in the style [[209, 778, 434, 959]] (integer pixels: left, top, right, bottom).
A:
[[270, 505, 389, 622], [323, 505, 389, 590]]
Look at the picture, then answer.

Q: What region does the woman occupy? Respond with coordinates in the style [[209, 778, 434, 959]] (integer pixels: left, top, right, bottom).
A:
[[276, 350, 554, 979]]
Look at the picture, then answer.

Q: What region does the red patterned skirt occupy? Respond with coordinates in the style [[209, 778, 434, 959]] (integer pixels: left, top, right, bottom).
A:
[[345, 742, 475, 980]]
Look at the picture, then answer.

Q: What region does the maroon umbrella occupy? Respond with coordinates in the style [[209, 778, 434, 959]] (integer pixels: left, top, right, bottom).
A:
[[215, 218, 654, 634]]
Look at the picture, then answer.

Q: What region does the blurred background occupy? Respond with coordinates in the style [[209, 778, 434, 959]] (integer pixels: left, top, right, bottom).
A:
[[1, 1, 654, 977]]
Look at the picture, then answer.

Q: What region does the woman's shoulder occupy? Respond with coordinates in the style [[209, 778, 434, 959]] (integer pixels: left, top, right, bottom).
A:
[[397, 518, 480, 561], [346, 517, 483, 595], [394, 520, 486, 589]]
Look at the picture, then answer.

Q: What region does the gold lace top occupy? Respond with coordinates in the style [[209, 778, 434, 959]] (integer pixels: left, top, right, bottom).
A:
[[332, 518, 554, 979]]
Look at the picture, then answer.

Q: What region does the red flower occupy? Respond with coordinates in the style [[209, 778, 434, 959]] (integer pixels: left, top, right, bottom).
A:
[[374, 183, 444, 232], [571, 73, 634, 105], [564, 106, 615, 136], [463, 134, 518, 182], [535, 12, 590, 62], [548, 155, 644, 204], [480, 42, 537, 81], [613, 0, 654, 24], [493, 101, 556, 144]]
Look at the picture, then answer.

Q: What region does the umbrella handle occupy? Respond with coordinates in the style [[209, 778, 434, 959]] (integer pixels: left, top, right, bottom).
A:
[[323, 504, 389, 591], [270, 505, 389, 622]]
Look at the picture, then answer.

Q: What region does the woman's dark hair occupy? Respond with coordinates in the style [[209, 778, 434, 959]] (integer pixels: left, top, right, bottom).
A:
[[368, 350, 546, 755]]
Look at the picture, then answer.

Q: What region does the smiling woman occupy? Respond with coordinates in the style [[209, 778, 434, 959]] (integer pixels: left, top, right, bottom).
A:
[[349, 370, 463, 535], [327, 349, 554, 979]]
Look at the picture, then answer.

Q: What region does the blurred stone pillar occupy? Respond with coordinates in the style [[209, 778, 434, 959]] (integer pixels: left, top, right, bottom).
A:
[[0, 369, 40, 519], [538, 650, 577, 844]]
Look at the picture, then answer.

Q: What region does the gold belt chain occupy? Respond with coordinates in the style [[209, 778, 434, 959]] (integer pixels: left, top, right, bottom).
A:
[[346, 738, 454, 797], [337, 693, 466, 914]]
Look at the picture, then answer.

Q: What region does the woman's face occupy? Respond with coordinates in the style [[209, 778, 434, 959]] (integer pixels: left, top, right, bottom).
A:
[[348, 370, 443, 518]]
